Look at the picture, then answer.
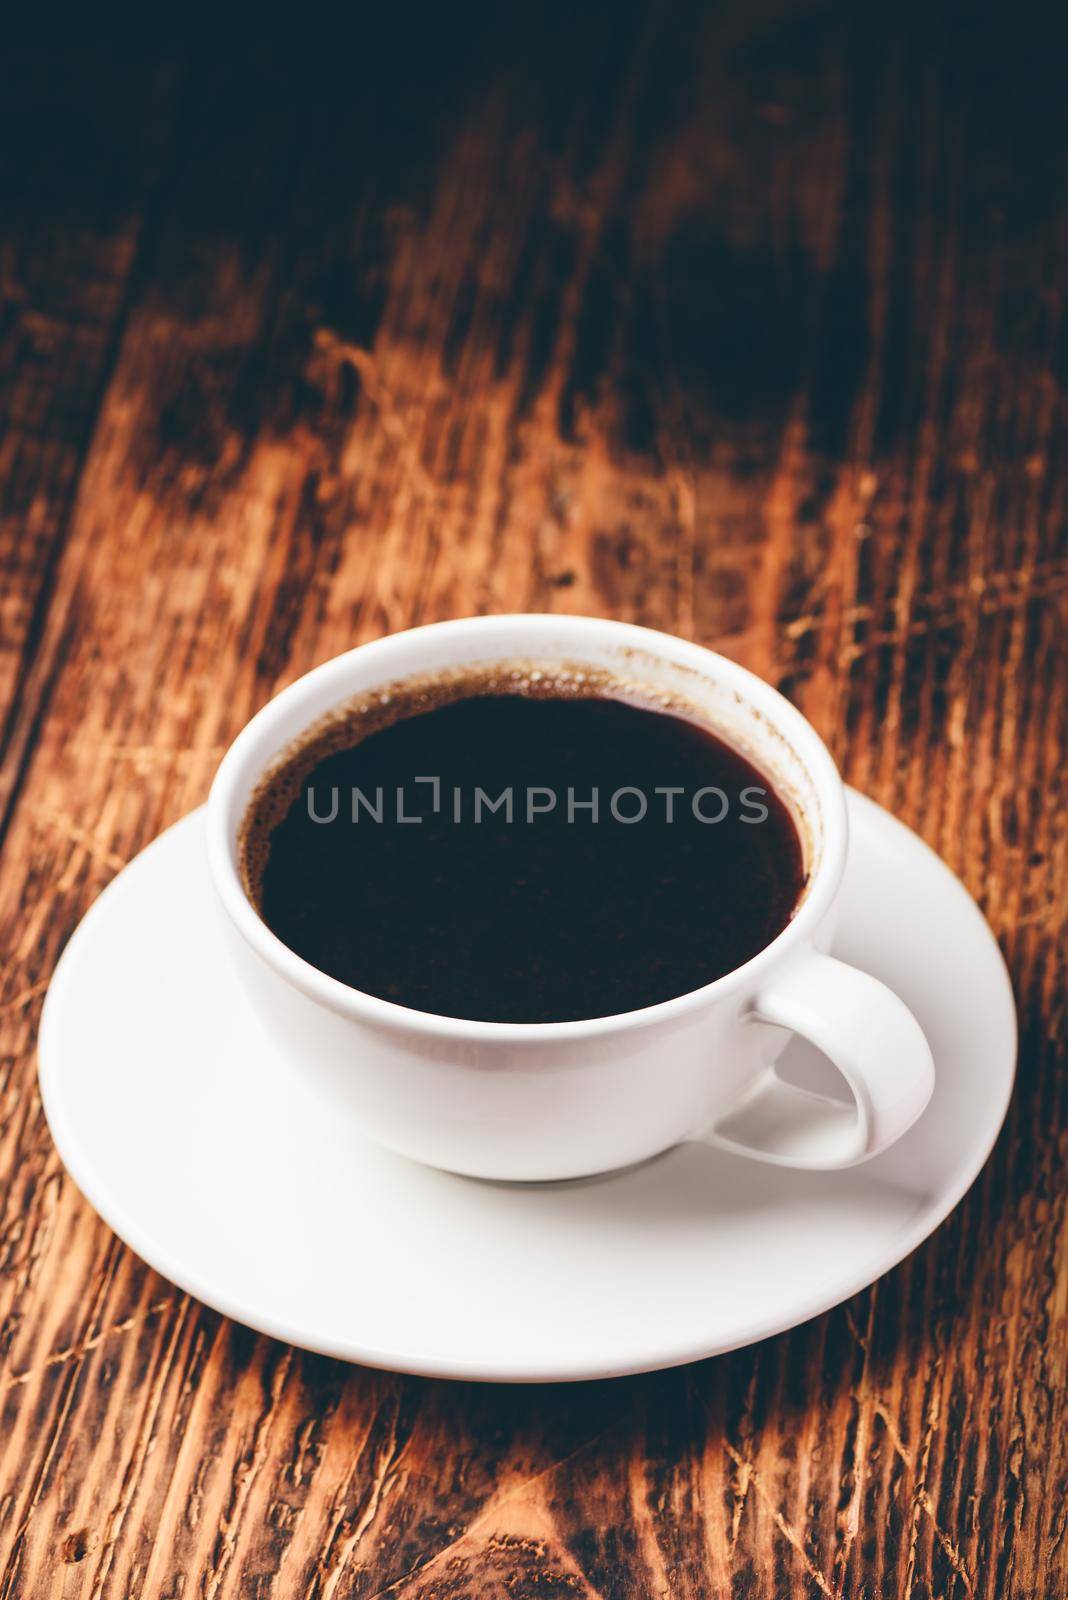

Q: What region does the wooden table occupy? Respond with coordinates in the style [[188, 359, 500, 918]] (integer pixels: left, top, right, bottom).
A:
[[1, 10, 1064, 1597]]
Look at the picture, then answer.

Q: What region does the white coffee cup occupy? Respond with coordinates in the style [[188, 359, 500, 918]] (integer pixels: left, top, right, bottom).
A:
[[207, 615, 934, 1181]]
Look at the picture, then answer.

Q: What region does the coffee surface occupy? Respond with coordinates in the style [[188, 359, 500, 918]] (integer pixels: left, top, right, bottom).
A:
[[244, 672, 805, 1022]]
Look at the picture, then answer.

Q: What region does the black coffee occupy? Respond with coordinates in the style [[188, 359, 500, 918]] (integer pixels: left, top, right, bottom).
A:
[[242, 666, 805, 1023]]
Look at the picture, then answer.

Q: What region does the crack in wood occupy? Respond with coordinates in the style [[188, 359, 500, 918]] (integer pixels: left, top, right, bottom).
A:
[[872, 1400, 976, 1592], [1, 1298, 176, 1393]]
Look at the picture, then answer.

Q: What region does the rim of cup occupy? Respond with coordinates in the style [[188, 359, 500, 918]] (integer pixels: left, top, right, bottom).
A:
[[206, 615, 849, 1041]]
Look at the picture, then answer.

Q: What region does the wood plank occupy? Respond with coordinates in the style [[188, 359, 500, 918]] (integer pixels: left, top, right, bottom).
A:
[[0, 9, 1064, 1597], [0, 50, 179, 846]]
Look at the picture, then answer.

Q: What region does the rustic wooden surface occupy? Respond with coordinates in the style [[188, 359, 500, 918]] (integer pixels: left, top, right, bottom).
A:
[[0, 9, 1065, 1597]]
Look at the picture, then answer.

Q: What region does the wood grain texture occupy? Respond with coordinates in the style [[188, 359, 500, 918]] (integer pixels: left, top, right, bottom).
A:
[[0, 8, 1064, 1597]]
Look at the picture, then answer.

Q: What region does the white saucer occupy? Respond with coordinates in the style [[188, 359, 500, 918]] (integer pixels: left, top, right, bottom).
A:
[[38, 792, 1016, 1383]]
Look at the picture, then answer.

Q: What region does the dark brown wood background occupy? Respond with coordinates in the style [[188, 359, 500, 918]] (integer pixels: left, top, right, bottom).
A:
[[1, 5, 1065, 1596]]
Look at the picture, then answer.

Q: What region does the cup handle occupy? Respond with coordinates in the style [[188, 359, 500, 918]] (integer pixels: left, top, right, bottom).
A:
[[708, 951, 935, 1169]]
